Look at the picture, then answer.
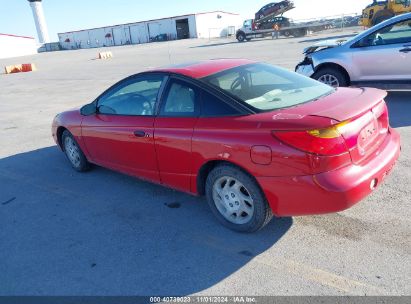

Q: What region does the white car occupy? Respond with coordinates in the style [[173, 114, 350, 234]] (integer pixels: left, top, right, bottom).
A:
[[296, 13, 411, 87]]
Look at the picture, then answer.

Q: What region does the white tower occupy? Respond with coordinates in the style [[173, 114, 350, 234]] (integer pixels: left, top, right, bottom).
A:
[[28, 0, 50, 43]]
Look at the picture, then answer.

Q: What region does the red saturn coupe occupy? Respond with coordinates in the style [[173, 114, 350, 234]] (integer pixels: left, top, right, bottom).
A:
[[52, 59, 400, 232]]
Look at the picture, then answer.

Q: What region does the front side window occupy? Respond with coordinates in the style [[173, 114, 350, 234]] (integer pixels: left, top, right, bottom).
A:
[[361, 18, 411, 46], [160, 80, 199, 117], [353, 19, 411, 47], [98, 75, 164, 116], [244, 20, 252, 27], [369, 9, 374, 19], [203, 63, 334, 112]]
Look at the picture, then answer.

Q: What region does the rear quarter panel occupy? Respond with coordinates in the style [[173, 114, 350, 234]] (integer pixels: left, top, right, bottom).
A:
[[190, 115, 351, 194]]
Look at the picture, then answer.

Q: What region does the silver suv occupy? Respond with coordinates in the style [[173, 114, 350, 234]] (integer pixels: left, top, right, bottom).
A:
[[296, 13, 411, 87]]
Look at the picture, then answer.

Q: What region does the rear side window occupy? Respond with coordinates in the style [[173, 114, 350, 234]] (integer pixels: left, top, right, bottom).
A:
[[203, 63, 334, 112], [160, 80, 199, 117], [201, 90, 240, 117]]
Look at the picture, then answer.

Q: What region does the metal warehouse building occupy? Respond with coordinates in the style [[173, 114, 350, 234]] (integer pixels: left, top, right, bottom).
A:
[[58, 11, 241, 50]]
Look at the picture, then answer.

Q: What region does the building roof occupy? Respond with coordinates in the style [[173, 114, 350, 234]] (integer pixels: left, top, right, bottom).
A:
[[58, 10, 240, 35], [0, 33, 35, 40], [152, 59, 256, 79]]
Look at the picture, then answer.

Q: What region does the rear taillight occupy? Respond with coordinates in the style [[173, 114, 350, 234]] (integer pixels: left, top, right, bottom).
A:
[[273, 100, 389, 158], [273, 121, 350, 156], [373, 101, 389, 133]]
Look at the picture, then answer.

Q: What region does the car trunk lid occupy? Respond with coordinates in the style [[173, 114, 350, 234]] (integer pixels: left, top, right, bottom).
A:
[[285, 87, 387, 122], [271, 87, 389, 164]]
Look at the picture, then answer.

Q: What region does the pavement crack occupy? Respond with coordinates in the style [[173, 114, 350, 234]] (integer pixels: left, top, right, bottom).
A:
[[1, 197, 16, 205]]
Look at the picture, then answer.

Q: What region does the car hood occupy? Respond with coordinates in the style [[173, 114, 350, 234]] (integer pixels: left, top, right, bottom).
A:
[[303, 39, 347, 54]]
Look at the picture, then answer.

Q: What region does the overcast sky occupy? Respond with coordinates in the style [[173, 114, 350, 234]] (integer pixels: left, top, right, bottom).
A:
[[1, 0, 371, 41]]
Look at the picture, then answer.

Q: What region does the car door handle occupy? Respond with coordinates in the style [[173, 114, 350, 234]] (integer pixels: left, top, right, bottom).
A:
[[399, 48, 411, 53], [133, 130, 146, 138]]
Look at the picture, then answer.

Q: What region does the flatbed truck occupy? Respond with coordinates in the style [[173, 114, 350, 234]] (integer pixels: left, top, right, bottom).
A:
[[236, 2, 332, 42], [236, 19, 331, 42]]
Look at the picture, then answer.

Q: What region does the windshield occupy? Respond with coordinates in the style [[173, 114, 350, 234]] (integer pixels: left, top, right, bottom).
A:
[[203, 63, 334, 111]]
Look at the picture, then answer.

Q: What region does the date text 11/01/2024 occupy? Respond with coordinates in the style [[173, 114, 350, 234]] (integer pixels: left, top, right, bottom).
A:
[[149, 296, 257, 303]]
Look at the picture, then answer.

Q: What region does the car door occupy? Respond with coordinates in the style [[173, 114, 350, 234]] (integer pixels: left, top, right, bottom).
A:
[[154, 77, 201, 192], [350, 17, 411, 81], [81, 73, 166, 182]]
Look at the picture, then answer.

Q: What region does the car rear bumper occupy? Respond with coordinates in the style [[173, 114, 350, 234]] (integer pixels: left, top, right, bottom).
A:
[[257, 128, 401, 216]]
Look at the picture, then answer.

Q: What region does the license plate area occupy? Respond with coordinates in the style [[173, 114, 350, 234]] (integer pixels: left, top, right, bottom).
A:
[[358, 119, 379, 155]]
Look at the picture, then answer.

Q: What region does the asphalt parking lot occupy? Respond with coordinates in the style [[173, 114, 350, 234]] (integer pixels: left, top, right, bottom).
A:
[[1, 28, 410, 296]]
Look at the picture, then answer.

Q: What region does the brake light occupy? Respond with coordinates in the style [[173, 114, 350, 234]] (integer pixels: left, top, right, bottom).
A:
[[373, 101, 389, 133], [273, 121, 350, 156]]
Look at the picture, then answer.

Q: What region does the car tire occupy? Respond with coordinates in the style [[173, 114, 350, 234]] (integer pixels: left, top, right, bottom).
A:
[[205, 164, 273, 233], [291, 29, 306, 38], [237, 32, 246, 42], [62, 130, 91, 172], [312, 67, 349, 87]]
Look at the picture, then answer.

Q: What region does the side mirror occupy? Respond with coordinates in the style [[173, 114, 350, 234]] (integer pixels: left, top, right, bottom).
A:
[[80, 102, 97, 116]]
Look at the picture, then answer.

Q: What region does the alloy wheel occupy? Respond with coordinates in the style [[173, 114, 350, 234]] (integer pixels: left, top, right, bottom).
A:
[[318, 74, 340, 87]]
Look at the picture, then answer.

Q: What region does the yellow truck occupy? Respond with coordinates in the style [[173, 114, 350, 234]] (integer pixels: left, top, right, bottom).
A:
[[360, 0, 411, 27]]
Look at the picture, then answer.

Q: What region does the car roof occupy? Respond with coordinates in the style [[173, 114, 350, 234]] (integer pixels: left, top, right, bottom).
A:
[[151, 59, 256, 79]]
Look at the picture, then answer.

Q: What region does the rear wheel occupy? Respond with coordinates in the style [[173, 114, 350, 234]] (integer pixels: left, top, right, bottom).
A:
[[205, 165, 273, 233], [291, 29, 306, 38], [62, 130, 91, 172], [312, 67, 349, 88]]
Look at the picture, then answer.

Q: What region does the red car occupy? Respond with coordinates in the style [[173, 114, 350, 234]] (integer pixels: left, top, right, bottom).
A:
[[52, 59, 400, 232], [255, 1, 294, 21]]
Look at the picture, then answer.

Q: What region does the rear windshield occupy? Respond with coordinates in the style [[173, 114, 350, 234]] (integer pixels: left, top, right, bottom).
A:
[[203, 63, 334, 112]]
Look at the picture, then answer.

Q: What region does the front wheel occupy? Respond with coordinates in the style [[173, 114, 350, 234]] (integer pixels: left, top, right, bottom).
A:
[[62, 130, 91, 172], [312, 67, 349, 88], [237, 32, 246, 42], [205, 165, 273, 233]]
